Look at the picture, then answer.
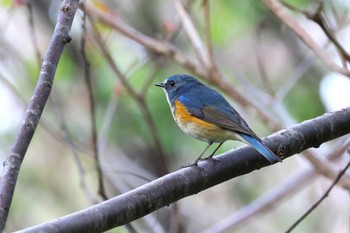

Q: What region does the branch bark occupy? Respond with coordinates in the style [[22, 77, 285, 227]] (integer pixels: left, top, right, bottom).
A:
[[17, 107, 350, 233], [0, 0, 80, 231]]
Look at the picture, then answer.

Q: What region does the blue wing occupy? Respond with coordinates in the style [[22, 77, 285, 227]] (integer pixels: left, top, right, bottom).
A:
[[178, 85, 254, 135], [179, 85, 282, 163]]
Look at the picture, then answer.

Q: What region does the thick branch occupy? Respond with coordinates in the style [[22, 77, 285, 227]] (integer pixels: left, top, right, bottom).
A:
[[0, 0, 80, 231], [17, 107, 350, 233]]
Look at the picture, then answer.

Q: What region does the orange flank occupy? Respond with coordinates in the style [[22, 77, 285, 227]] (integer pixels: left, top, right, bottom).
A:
[[174, 100, 237, 143], [175, 100, 216, 128]]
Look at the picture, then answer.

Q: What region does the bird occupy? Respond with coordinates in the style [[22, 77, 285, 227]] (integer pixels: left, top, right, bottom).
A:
[[155, 74, 282, 165]]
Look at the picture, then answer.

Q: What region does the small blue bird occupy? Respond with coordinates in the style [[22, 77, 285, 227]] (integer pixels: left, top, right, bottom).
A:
[[155, 74, 282, 165]]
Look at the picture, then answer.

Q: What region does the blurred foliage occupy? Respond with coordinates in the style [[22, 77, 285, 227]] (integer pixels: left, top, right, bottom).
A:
[[286, 72, 326, 121], [0, 0, 349, 232]]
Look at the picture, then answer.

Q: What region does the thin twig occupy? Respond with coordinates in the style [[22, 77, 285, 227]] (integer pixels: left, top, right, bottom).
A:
[[80, 4, 107, 200], [283, 1, 350, 68], [54, 99, 100, 204], [26, 1, 42, 68], [303, 149, 350, 190], [275, 52, 315, 101], [87, 15, 169, 175], [309, 9, 350, 67], [140, 67, 159, 96], [0, 71, 28, 104], [82, 5, 139, 233], [82, 3, 282, 131], [163, 0, 195, 42], [82, 1, 350, 188], [253, 20, 274, 94], [285, 152, 350, 233], [175, 0, 208, 66], [0, 70, 92, 158], [202, 0, 218, 78], [262, 0, 350, 77], [202, 169, 316, 233], [97, 93, 120, 157]]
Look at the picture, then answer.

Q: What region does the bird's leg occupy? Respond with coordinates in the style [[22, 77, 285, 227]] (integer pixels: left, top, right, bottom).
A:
[[191, 142, 212, 166], [208, 142, 224, 159]]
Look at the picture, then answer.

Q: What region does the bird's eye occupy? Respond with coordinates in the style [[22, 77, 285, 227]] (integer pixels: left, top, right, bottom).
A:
[[169, 80, 175, 87]]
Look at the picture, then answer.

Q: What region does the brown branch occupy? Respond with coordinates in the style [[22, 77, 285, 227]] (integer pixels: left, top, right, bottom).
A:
[[80, 4, 107, 201], [83, 3, 350, 186], [82, 3, 282, 131], [59, 113, 100, 204], [0, 0, 80, 231], [306, 7, 350, 67], [283, 1, 350, 67], [302, 149, 350, 189], [262, 0, 350, 77], [202, 0, 218, 77], [83, 4, 207, 78], [254, 20, 275, 94], [286, 150, 350, 233], [204, 169, 316, 233], [87, 15, 169, 176], [175, 0, 208, 65]]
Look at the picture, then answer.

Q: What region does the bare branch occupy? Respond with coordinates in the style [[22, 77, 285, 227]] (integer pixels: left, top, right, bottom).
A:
[[87, 16, 169, 175], [202, 169, 316, 233], [0, 0, 80, 231], [17, 107, 350, 233], [83, 3, 350, 186], [83, 4, 282, 131], [202, 0, 218, 77], [201, 139, 350, 233], [26, 1, 42, 68], [80, 3, 107, 201], [283, 1, 350, 67], [286, 151, 350, 233], [83, 3, 207, 77], [253, 21, 275, 94], [262, 0, 350, 77], [175, 0, 208, 65]]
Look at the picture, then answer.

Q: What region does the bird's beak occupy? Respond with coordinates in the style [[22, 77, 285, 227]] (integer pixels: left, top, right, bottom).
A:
[[155, 82, 165, 88]]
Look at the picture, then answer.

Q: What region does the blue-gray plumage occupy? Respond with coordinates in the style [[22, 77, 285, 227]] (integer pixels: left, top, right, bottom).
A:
[[155, 74, 282, 164]]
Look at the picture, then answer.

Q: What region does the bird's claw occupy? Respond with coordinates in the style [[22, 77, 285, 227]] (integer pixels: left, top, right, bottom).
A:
[[181, 156, 219, 169], [181, 162, 199, 168]]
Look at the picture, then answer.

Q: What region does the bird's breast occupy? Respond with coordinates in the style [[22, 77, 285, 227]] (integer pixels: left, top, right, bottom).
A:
[[173, 100, 237, 143]]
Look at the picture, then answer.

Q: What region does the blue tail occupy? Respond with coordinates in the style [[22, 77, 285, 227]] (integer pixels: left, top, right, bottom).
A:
[[239, 134, 282, 163]]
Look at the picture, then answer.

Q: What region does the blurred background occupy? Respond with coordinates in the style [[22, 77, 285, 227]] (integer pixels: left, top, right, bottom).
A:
[[1, 0, 350, 232]]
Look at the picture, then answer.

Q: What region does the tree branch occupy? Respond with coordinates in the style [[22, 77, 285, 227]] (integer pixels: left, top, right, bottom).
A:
[[202, 139, 350, 233], [175, 0, 208, 65], [80, 3, 107, 201], [83, 3, 283, 131], [17, 107, 350, 233], [0, 0, 80, 231], [262, 0, 350, 77], [286, 151, 350, 233]]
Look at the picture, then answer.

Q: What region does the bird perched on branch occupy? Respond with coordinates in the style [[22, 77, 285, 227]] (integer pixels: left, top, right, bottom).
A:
[[155, 74, 282, 165]]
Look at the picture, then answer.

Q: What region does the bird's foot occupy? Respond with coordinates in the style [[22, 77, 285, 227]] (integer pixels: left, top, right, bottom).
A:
[[181, 161, 199, 168], [181, 156, 219, 168], [203, 155, 219, 163]]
